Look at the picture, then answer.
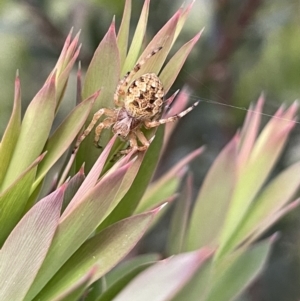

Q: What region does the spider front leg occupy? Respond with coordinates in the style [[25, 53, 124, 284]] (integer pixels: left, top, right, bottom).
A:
[[94, 117, 115, 148], [144, 101, 199, 128], [73, 108, 115, 152]]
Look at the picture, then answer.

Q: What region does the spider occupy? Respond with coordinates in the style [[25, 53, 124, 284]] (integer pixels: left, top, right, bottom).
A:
[[75, 47, 199, 154]]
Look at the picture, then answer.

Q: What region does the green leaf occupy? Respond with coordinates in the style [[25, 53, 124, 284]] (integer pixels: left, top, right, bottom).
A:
[[33, 93, 95, 191], [187, 136, 238, 251], [218, 103, 298, 258], [32, 210, 157, 301], [223, 161, 300, 253], [52, 268, 96, 301], [84, 279, 103, 301], [167, 174, 193, 255], [97, 126, 164, 230], [62, 135, 119, 216], [97, 255, 158, 301], [79, 20, 120, 171], [133, 9, 180, 80], [47, 30, 81, 107], [172, 259, 213, 301], [238, 95, 264, 163], [105, 254, 160, 287], [173, 1, 195, 44], [160, 31, 203, 93], [117, 0, 131, 67], [61, 166, 85, 213], [205, 239, 273, 301], [0, 153, 45, 246], [25, 162, 132, 301], [112, 248, 213, 301], [121, 0, 149, 76], [2, 75, 57, 191], [0, 73, 21, 185], [136, 147, 203, 213], [0, 185, 64, 301]]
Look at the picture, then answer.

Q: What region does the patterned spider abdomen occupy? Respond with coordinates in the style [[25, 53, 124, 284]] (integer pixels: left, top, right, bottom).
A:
[[124, 73, 164, 120]]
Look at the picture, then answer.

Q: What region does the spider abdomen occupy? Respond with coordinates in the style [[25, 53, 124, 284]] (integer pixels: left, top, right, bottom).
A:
[[124, 73, 164, 120]]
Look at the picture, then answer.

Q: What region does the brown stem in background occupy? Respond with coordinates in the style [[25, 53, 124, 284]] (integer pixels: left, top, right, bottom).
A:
[[189, 0, 263, 104], [20, 0, 91, 64], [20, 0, 66, 51]]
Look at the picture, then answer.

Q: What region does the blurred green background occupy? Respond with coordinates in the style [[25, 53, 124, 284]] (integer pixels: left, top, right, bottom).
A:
[[0, 0, 300, 300]]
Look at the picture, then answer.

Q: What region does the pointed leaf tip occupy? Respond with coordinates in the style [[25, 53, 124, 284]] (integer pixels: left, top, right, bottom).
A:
[[109, 17, 116, 32], [38, 151, 48, 162], [153, 202, 169, 213], [59, 182, 69, 193], [79, 163, 85, 175], [69, 27, 74, 37], [269, 232, 280, 243]]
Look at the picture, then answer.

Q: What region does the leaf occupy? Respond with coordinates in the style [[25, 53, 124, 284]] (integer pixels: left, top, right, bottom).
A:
[[52, 268, 96, 301], [133, 9, 180, 79], [167, 174, 193, 255], [205, 238, 273, 301], [62, 135, 117, 216], [171, 259, 213, 301], [173, 1, 195, 42], [0, 185, 64, 301], [223, 161, 300, 253], [25, 162, 132, 301], [32, 210, 158, 301], [0, 153, 45, 246], [97, 262, 155, 301], [61, 166, 85, 213], [186, 135, 238, 251], [46, 30, 81, 108], [33, 92, 96, 190], [136, 147, 203, 213], [121, 0, 150, 76], [218, 103, 298, 258], [79, 20, 120, 172], [105, 254, 160, 288], [160, 30, 203, 93], [0, 73, 21, 186], [112, 248, 213, 301], [163, 88, 191, 146], [238, 94, 264, 164], [98, 127, 164, 230], [2, 75, 56, 191], [117, 0, 131, 67]]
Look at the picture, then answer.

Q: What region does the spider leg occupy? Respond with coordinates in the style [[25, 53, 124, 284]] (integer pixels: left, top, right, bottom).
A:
[[119, 132, 138, 155], [144, 101, 199, 128], [73, 108, 115, 152], [123, 47, 162, 87], [119, 129, 151, 155], [94, 117, 115, 147], [135, 129, 150, 151]]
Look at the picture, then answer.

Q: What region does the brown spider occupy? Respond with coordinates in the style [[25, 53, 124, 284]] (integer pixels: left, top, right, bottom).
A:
[[75, 47, 199, 154]]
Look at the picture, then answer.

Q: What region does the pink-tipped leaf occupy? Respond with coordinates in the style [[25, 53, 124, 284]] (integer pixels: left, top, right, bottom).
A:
[[0, 184, 65, 301]]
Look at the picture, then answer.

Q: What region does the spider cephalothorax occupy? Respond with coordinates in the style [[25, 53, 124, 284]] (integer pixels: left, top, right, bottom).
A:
[[75, 47, 199, 154]]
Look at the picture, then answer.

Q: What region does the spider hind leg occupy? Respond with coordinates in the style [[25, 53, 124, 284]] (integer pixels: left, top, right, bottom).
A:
[[145, 101, 199, 128]]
